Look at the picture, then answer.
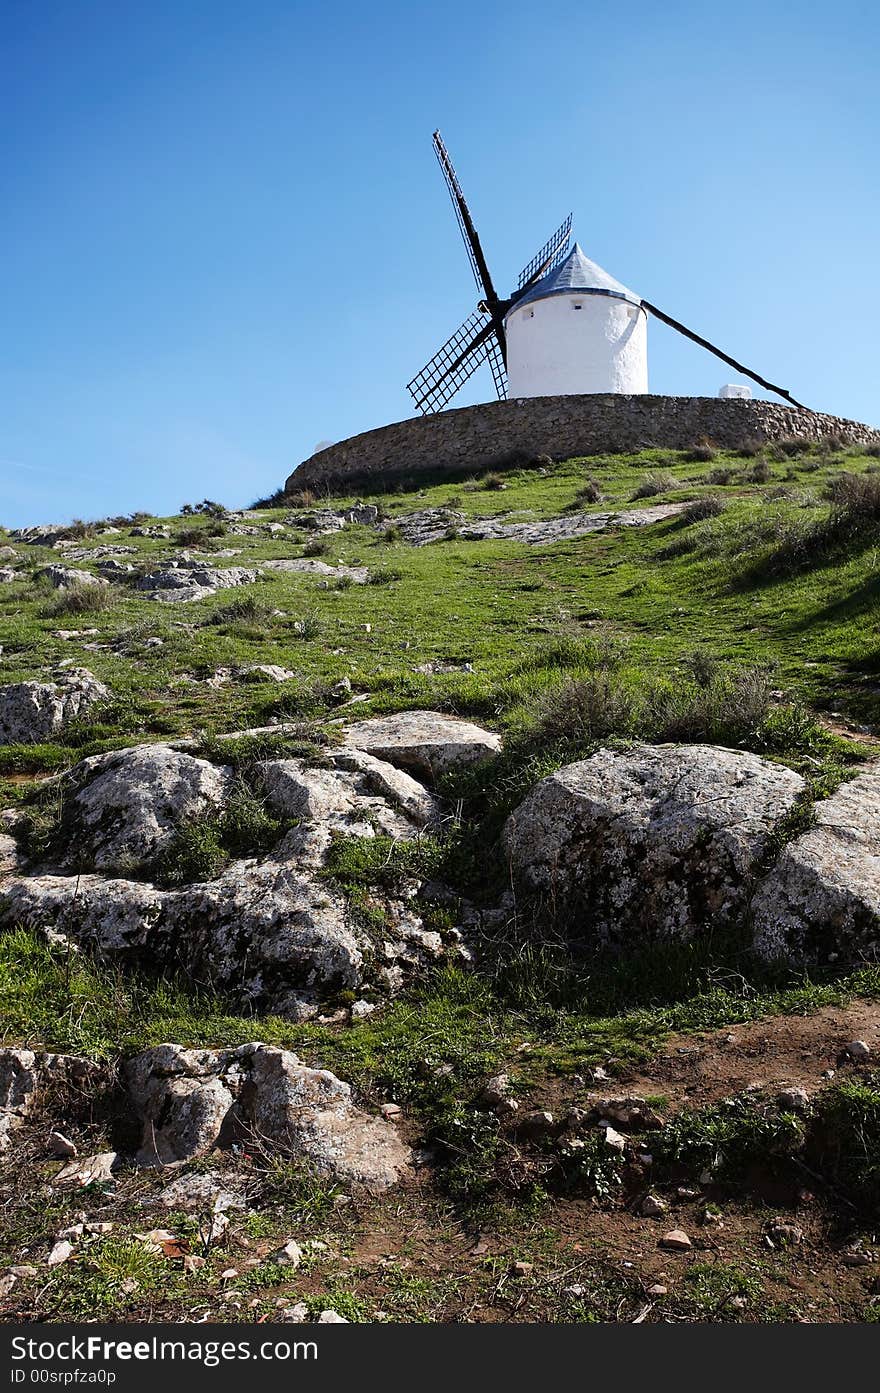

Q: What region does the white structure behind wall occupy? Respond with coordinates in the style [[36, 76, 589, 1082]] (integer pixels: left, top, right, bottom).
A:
[[505, 244, 648, 398]]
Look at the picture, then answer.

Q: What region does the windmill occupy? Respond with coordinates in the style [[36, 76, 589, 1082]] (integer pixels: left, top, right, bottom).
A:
[[407, 131, 804, 414]]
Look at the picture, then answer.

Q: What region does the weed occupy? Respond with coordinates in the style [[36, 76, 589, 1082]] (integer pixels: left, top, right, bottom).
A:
[[42, 584, 120, 618], [631, 471, 680, 499], [680, 495, 727, 523]]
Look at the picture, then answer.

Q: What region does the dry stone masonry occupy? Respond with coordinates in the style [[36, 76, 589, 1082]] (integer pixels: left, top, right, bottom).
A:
[[287, 395, 880, 493]]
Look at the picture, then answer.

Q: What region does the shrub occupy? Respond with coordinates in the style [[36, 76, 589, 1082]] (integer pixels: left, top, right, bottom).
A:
[[681, 444, 717, 463], [303, 537, 330, 557], [679, 495, 727, 523], [207, 595, 274, 627], [528, 672, 637, 747], [652, 1094, 806, 1180], [760, 470, 880, 576], [777, 436, 812, 458], [154, 817, 226, 886], [736, 439, 763, 459], [631, 470, 679, 499], [706, 466, 735, 486], [574, 479, 603, 506], [481, 472, 506, 491], [645, 665, 773, 745], [292, 608, 322, 639], [748, 458, 773, 483], [813, 1076, 880, 1217], [175, 522, 226, 546], [818, 433, 844, 454], [42, 584, 120, 618], [681, 649, 723, 688]]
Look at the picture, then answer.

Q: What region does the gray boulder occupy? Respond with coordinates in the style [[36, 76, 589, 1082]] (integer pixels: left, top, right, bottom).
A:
[[0, 833, 20, 880], [503, 744, 805, 945], [1, 856, 440, 1017], [125, 1043, 411, 1191], [0, 1049, 38, 1150], [342, 710, 501, 781], [0, 669, 110, 745], [261, 751, 438, 865], [262, 558, 368, 583], [37, 565, 108, 590], [66, 744, 229, 872], [136, 566, 261, 602], [752, 762, 880, 965]]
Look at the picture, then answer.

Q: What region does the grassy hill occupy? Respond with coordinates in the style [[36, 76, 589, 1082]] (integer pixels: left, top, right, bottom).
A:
[[2, 438, 880, 1323]]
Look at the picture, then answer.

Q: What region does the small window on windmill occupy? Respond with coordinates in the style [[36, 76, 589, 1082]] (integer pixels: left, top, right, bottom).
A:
[[573, 302, 583, 310]]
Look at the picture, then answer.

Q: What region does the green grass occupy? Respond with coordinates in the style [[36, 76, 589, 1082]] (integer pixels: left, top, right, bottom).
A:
[[5, 444, 880, 1249]]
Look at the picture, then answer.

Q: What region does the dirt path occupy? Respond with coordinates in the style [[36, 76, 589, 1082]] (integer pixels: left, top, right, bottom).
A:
[[608, 1000, 880, 1108]]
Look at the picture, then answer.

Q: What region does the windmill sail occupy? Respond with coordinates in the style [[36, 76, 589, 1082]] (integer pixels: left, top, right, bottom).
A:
[[407, 310, 506, 415], [516, 214, 573, 292], [432, 130, 499, 304]]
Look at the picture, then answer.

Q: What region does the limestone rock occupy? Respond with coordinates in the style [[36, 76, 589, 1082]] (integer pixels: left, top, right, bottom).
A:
[[0, 866, 358, 1014], [53, 1151, 118, 1186], [342, 709, 502, 781], [503, 744, 805, 945], [136, 1081, 233, 1167], [659, 1229, 692, 1251], [0, 669, 110, 745], [152, 1171, 247, 1212], [37, 565, 108, 590], [0, 833, 20, 881], [125, 1044, 411, 1192], [239, 664, 300, 683], [66, 744, 229, 872], [240, 1045, 411, 1192], [1, 852, 440, 1016], [136, 566, 261, 602], [262, 558, 368, 583], [262, 752, 437, 864], [0, 1048, 38, 1151], [752, 763, 880, 965]]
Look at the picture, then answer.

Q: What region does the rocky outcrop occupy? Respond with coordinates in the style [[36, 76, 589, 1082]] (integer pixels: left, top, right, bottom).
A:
[[342, 710, 502, 781], [0, 1049, 39, 1151], [392, 503, 687, 547], [262, 751, 438, 865], [752, 763, 880, 965], [503, 744, 805, 945], [0, 670, 110, 745], [124, 1043, 411, 1191], [1, 736, 447, 1014], [0, 1048, 108, 1152], [65, 745, 230, 872], [285, 505, 380, 532], [135, 565, 261, 603], [261, 558, 369, 583], [37, 565, 108, 590], [1, 850, 440, 1018]]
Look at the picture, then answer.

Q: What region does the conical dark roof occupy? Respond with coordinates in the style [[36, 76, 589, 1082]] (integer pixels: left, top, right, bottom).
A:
[[510, 243, 641, 314]]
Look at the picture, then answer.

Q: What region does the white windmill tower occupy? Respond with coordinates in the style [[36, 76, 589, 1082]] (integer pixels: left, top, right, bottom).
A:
[[504, 244, 648, 398], [407, 131, 805, 414]]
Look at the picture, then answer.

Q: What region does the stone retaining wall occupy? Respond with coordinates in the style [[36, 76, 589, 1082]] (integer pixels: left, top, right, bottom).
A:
[[285, 395, 880, 494]]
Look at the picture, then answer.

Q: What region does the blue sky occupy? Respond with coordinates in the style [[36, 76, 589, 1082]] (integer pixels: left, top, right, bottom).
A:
[[2, 0, 878, 527]]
